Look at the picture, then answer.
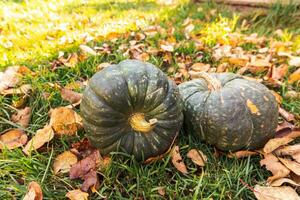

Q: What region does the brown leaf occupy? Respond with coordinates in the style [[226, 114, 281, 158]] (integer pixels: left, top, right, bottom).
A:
[[275, 121, 294, 137], [53, 151, 78, 174], [263, 137, 294, 154], [23, 181, 43, 200], [0, 129, 28, 150], [61, 88, 82, 105], [79, 45, 97, 56], [288, 68, 300, 84], [260, 154, 290, 182], [270, 64, 289, 81], [279, 158, 300, 176], [254, 185, 300, 200], [81, 170, 100, 192], [270, 178, 300, 187], [286, 131, 300, 139], [0, 66, 21, 92], [11, 107, 31, 128], [49, 107, 82, 135], [70, 150, 101, 179], [228, 150, 258, 159], [160, 44, 174, 52], [187, 149, 207, 167], [157, 187, 166, 196], [1, 84, 32, 95], [66, 189, 89, 200], [23, 125, 54, 155], [275, 144, 300, 156], [279, 107, 295, 122], [190, 63, 210, 72], [292, 153, 300, 163], [171, 146, 188, 174], [289, 56, 300, 67], [228, 57, 248, 66]]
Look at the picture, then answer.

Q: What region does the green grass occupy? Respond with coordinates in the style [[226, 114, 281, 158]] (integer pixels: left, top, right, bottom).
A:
[[1, 0, 300, 199]]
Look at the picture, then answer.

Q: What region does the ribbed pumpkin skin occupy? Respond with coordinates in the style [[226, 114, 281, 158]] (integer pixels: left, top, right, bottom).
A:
[[178, 73, 278, 151], [80, 59, 183, 160]]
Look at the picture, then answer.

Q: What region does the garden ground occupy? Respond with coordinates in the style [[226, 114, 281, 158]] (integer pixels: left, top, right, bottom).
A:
[[0, 0, 300, 199]]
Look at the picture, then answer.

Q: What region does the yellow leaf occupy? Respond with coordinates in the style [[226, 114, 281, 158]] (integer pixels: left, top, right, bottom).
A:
[[23, 181, 43, 200], [263, 137, 293, 154]]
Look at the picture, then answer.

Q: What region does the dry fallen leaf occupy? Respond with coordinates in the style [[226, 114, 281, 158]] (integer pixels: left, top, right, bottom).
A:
[[187, 149, 207, 167], [66, 189, 89, 200], [263, 137, 294, 154], [81, 170, 100, 192], [157, 186, 166, 196], [270, 177, 300, 187], [254, 185, 300, 200], [278, 158, 300, 176], [23, 181, 43, 200], [70, 150, 101, 179], [228, 150, 258, 159], [279, 107, 295, 122], [0, 66, 21, 92], [289, 56, 300, 67], [0, 129, 28, 150], [286, 131, 300, 139], [275, 144, 300, 156], [292, 153, 300, 163], [11, 107, 31, 128], [260, 154, 290, 182], [79, 45, 97, 56], [53, 151, 78, 174], [288, 68, 300, 84], [1, 84, 32, 95], [171, 146, 188, 174], [61, 88, 82, 105], [160, 44, 174, 52], [271, 91, 283, 104], [275, 121, 294, 138], [49, 107, 82, 135], [190, 63, 210, 72], [23, 125, 54, 155]]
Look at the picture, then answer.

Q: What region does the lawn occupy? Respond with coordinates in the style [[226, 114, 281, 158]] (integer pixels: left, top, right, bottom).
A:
[[0, 0, 300, 199]]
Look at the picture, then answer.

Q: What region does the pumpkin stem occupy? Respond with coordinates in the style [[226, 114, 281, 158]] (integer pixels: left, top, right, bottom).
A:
[[129, 113, 157, 133], [197, 72, 222, 90]]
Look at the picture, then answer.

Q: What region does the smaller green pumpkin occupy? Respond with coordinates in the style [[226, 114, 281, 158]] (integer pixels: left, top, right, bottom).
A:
[[178, 72, 278, 151]]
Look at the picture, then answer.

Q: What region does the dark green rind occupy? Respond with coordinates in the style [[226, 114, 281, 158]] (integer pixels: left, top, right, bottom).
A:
[[80, 59, 183, 161], [178, 73, 278, 151]]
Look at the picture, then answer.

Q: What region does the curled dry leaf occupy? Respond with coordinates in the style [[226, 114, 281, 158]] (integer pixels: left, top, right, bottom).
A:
[[70, 150, 101, 179], [66, 189, 89, 200], [254, 185, 300, 200], [275, 144, 300, 156], [53, 151, 78, 174], [0, 129, 28, 150], [279, 107, 295, 122], [286, 131, 300, 139], [81, 170, 100, 192], [263, 137, 294, 154], [61, 88, 82, 105], [1, 84, 32, 95], [260, 154, 290, 182], [79, 45, 97, 56], [190, 63, 210, 72], [278, 158, 300, 176], [275, 121, 294, 138], [23, 181, 43, 200], [23, 125, 54, 155], [58, 53, 79, 68], [49, 107, 82, 135], [171, 146, 188, 174], [270, 178, 300, 187], [11, 107, 31, 128], [228, 150, 258, 159], [187, 149, 207, 167], [292, 153, 300, 163]]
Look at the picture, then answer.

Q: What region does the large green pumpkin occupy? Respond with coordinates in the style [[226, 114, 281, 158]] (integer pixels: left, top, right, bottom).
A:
[[80, 59, 183, 161], [178, 72, 278, 151]]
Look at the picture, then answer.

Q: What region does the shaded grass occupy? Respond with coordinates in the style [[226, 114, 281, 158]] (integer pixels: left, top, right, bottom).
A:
[[0, 0, 300, 199]]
